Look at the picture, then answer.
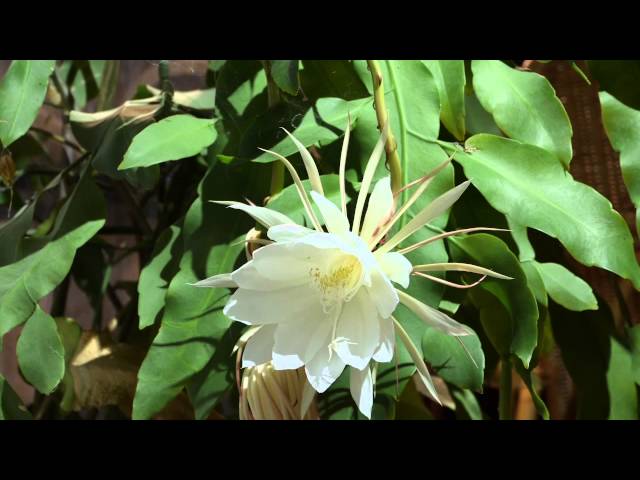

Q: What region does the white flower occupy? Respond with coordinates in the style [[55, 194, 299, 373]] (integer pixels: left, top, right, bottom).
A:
[[194, 126, 510, 419]]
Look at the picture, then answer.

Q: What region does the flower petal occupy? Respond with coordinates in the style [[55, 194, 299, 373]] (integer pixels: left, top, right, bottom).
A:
[[412, 262, 512, 280], [350, 366, 374, 419], [232, 261, 303, 291], [360, 176, 393, 243], [271, 312, 332, 370], [334, 291, 380, 370], [305, 342, 346, 393], [376, 251, 412, 288], [372, 316, 395, 363], [367, 268, 399, 318], [224, 283, 321, 325], [282, 128, 324, 196], [211, 201, 295, 228], [397, 289, 472, 336], [242, 325, 277, 368], [267, 224, 315, 243], [190, 273, 237, 288], [379, 181, 471, 254], [310, 191, 350, 235]]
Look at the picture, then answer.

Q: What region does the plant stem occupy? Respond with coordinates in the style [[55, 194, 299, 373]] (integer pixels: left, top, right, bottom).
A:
[[499, 356, 513, 420], [366, 60, 402, 195], [261, 60, 284, 196]]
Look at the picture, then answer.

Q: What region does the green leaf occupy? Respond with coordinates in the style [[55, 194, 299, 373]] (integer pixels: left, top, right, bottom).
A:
[[422, 326, 485, 392], [120, 115, 217, 170], [423, 60, 466, 140], [471, 60, 573, 166], [0, 220, 104, 339], [353, 60, 453, 218], [534, 262, 597, 311], [451, 388, 483, 420], [16, 306, 65, 394], [270, 60, 299, 95], [607, 338, 638, 419], [138, 226, 181, 329], [0, 60, 55, 147], [455, 134, 640, 290], [513, 357, 550, 419], [132, 242, 243, 420], [507, 218, 535, 262], [267, 174, 342, 227], [465, 91, 502, 137], [450, 233, 539, 367], [253, 97, 372, 163], [0, 374, 32, 420], [520, 261, 548, 307], [599, 92, 640, 235], [300, 60, 369, 101]]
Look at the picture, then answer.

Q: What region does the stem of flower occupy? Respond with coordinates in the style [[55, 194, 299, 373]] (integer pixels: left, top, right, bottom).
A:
[[262, 60, 285, 196], [366, 60, 402, 195], [499, 356, 513, 420]]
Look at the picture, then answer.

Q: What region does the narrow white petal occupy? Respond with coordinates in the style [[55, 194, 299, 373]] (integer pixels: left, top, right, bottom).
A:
[[392, 316, 441, 405], [339, 116, 351, 216], [258, 147, 323, 231], [211, 201, 295, 228], [378, 181, 471, 254], [272, 313, 332, 370], [232, 261, 303, 291], [282, 128, 324, 196], [224, 283, 320, 325], [242, 325, 277, 368], [310, 191, 350, 235], [334, 291, 380, 370], [350, 366, 374, 419], [376, 251, 412, 288], [190, 273, 237, 288], [372, 316, 395, 363], [397, 289, 472, 336], [412, 262, 512, 280], [360, 176, 394, 243], [367, 268, 399, 318], [352, 127, 388, 235], [305, 342, 346, 393], [267, 224, 315, 243]]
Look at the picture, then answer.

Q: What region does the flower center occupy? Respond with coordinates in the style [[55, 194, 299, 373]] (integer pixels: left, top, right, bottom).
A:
[[310, 254, 363, 313]]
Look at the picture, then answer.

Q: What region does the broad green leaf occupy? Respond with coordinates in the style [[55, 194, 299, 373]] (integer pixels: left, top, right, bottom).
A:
[[132, 243, 243, 420], [120, 115, 217, 170], [471, 60, 573, 166], [0, 374, 32, 420], [513, 357, 550, 419], [300, 60, 369, 101], [146, 85, 216, 110], [599, 92, 640, 235], [520, 261, 548, 307], [423, 60, 466, 140], [452, 388, 483, 420], [270, 60, 299, 95], [450, 233, 538, 367], [0, 201, 36, 266], [138, 226, 181, 329], [507, 218, 535, 262], [465, 91, 502, 137], [607, 338, 638, 419], [0, 60, 55, 147], [422, 326, 485, 392], [267, 174, 342, 227], [0, 220, 104, 339], [353, 60, 453, 219], [455, 134, 640, 290], [253, 97, 372, 163], [534, 262, 598, 311], [16, 306, 65, 394]]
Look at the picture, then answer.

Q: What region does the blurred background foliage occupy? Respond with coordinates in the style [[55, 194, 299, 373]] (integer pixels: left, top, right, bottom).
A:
[[0, 59, 638, 420]]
